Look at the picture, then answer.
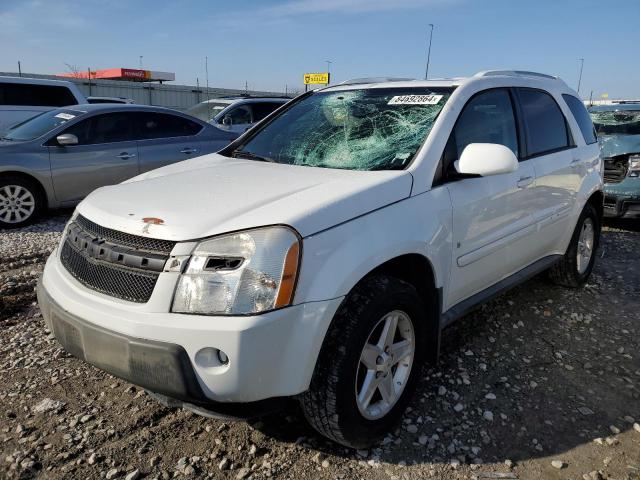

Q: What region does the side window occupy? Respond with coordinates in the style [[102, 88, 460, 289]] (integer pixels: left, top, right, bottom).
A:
[[562, 94, 597, 144], [0, 83, 77, 107], [63, 113, 133, 145], [223, 105, 252, 125], [137, 112, 202, 140], [250, 102, 284, 122], [451, 89, 519, 160], [60, 118, 92, 145], [518, 89, 569, 156]]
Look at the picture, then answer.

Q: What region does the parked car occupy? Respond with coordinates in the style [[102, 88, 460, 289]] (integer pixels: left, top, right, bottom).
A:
[[87, 96, 135, 104], [0, 76, 86, 135], [187, 97, 289, 135], [0, 104, 230, 228], [589, 103, 640, 218], [38, 71, 603, 448]]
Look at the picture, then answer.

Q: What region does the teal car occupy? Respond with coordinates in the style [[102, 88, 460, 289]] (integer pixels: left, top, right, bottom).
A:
[[589, 104, 640, 218]]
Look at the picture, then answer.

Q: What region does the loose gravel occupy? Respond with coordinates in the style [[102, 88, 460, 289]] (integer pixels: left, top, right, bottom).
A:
[[1, 214, 639, 480]]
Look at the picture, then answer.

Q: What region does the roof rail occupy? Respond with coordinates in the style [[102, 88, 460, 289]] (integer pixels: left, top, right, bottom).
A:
[[335, 77, 415, 86], [474, 70, 557, 80]]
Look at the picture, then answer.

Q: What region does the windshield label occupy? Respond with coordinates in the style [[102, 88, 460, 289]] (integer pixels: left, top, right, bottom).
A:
[[54, 113, 76, 120], [388, 94, 443, 105]]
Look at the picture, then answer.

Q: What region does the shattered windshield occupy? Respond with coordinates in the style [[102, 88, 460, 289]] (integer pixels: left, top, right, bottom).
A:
[[589, 109, 640, 136], [231, 87, 452, 171]]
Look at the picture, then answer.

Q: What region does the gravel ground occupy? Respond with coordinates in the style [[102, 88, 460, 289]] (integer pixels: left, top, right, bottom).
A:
[[1, 213, 639, 480]]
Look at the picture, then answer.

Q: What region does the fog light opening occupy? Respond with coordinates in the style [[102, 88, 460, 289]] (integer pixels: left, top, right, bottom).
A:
[[217, 349, 229, 365], [195, 347, 230, 372]]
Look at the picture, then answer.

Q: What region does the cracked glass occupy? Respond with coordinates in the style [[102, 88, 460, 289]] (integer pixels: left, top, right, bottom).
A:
[[232, 87, 453, 171]]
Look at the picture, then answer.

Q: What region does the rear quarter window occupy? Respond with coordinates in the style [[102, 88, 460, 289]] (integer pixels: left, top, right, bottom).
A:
[[0, 83, 78, 107], [562, 94, 597, 144]]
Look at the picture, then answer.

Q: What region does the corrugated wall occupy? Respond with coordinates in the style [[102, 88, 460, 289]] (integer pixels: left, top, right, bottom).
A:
[[0, 72, 289, 111]]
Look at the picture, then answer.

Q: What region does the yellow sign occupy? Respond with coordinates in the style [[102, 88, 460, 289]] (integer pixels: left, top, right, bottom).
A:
[[601, 93, 609, 99], [304, 72, 330, 85]]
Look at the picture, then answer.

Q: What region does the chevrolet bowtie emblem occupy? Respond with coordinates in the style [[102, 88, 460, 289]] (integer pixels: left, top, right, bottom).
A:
[[142, 217, 164, 225]]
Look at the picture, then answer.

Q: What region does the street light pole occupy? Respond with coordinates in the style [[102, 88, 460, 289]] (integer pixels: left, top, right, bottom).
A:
[[326, 60, 332, 84], [139, 56, 143, 69], [424, 24, 434, 80], [577, 58, 584, 94]]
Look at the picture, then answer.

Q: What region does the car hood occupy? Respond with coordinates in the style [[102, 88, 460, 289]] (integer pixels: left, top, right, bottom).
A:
[[77, 153, 413, 240], [599, 134, 640, 158]]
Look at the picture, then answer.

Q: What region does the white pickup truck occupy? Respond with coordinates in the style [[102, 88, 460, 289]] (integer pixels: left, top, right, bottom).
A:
[[38, 70, 603, 448]]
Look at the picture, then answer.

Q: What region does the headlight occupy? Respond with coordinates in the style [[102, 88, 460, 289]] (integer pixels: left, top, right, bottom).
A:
[[171, 226, 301, 315], [629, 154, 640, 175]]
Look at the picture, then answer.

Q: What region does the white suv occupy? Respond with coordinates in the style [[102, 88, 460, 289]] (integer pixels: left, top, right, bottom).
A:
[[38, 70, 603, 448]]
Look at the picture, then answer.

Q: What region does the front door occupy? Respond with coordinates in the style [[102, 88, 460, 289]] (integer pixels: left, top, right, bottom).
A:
[[443, 88, 538, 309], [49, 112, 139, 202]]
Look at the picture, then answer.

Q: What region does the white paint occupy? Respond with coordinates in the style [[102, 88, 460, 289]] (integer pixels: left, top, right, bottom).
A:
[[41, 70, 603, 404]]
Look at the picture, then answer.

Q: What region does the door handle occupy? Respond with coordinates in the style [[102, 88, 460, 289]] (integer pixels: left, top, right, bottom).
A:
[[116, 152, 136, 160], [516, 175, 533, 188], [570, 157, 581, 165], [180, 148, 198, 154]]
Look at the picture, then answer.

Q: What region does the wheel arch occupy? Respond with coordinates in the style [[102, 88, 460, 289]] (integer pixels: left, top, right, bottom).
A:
[[586, 189, 604, 223], [0, 170, 50, 208], [352, 253, 442, 363]]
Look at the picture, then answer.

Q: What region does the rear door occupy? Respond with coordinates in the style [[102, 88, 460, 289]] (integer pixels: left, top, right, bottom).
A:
[[48, 112, 139, 202], [515, 88, 578, 258], [444, 88, 537, 308], [134, 111, 212, 172]]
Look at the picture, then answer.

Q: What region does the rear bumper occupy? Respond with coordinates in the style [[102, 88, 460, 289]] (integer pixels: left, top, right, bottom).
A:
[[39, 250, 343, 404]]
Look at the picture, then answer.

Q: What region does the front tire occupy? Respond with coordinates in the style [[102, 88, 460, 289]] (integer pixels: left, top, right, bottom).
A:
[[0, 176, 43, 229], [300, 276, 427, 448], [549, 202, 600, 287]]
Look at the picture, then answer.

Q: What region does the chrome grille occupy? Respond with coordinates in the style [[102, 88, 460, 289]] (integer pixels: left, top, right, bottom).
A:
[[60, 217, 176, 303]]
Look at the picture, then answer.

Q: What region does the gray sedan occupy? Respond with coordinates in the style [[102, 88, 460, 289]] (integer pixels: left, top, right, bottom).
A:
[[0, 104, 235, 228]]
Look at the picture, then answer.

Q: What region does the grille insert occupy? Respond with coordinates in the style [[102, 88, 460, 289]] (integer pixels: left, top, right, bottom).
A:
[[59, 216, 175, 303], [75, 214, 176, 254], [61, 242, 159, 303]]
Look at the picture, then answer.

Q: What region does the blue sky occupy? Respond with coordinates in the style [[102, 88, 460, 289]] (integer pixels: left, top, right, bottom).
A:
[[1, 0, 639, 98]]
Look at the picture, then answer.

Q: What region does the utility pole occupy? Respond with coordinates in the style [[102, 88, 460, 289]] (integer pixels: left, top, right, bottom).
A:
[[18, 61, 22, 77], [424, 23, 434, 80], [325, 60, 332, 84], [139, 56, 143, 69], [577, 58, 584, 94], [205, 56, 210, 119], [87, 68, 92, 96]]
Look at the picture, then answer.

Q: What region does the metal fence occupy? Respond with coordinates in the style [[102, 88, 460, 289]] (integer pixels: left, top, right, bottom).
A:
[[0, 72, 289, 111]]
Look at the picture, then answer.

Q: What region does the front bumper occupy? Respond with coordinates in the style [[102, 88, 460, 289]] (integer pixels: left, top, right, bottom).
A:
[[39, 250, 343, 404], [603, 179, 640, 218]]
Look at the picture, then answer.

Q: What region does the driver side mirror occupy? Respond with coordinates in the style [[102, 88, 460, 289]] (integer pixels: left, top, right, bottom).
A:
[[455, 143, 518, 177], [222, 115, 233, 126], [56, 133, 78, 146]]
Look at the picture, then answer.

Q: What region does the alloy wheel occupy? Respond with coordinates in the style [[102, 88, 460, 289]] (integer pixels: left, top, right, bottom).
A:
[[355, 310, 415, 420], [576, 217, 594, 274], [0, 185, 36, 224]]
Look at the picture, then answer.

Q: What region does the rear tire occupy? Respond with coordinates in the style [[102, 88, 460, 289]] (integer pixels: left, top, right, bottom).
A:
[[300, 275, 427, 449], [549, 202, 600, 287]]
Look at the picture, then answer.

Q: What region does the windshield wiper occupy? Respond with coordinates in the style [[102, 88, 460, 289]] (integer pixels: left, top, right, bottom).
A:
[[0, 137, 13, 142], [231, 149, 275, 163]]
